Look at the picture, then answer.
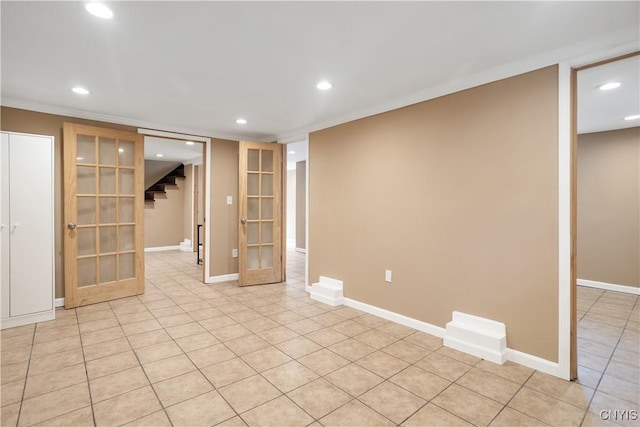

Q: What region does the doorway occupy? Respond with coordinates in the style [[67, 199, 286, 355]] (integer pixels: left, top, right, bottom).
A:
[[142, 133, 207, 283], [284, 139, 308, 289], [572, 53, 639, 402]]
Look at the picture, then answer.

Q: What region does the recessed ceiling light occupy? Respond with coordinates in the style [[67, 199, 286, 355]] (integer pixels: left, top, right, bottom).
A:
[[156, 153, 164, 158], [185, 141, 195, 145], [72, 87, 90, 95], [599, 82, 621, 91], [624, 114, 640, 121], [85, 3, 113, 19], [118, 148, 124, 153], [316, 81, 332, 90], [288, 150, 295, 154], [236, 118, 247, 124]]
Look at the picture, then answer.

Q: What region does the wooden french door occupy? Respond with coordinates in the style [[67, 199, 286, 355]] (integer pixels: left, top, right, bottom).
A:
[[238, 141, 283, 286], [63, 123, 145, 308]]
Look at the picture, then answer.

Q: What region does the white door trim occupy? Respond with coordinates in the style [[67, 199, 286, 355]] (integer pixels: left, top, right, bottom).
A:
[[304, 134, 310, 292], [557, 63, 572, 381]]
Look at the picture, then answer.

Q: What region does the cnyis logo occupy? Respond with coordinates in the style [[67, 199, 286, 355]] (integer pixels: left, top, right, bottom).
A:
[[599, 410, 639, 421]]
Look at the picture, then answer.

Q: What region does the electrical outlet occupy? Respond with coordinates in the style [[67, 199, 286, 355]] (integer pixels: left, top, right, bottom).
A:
[[385, 270, 392, 283], [232, 249, 238, 258], [226, 196, 233, 205]]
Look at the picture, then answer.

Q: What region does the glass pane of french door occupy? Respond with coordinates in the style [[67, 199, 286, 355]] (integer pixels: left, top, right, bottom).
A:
[[239, 141, 282, 286], [75, 135, 137, 287], [246, 148, 276, 270]]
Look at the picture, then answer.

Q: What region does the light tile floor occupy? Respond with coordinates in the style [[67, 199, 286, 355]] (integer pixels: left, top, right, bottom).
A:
[[1, 249, 638, 426]]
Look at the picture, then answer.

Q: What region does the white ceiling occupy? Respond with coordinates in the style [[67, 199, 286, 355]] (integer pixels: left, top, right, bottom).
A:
[[1, 2, 639, 141], [577, 55, 640, 134], [144, 136, 203, 163]]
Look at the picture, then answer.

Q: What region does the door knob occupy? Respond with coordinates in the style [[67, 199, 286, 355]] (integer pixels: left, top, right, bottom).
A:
[[240, 218, 247, 224], [67, 222, 77, 230]]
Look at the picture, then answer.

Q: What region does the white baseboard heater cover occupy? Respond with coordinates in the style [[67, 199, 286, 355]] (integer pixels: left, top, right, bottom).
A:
[[444, 311, 507, 364], [310, 276, 344, 306]]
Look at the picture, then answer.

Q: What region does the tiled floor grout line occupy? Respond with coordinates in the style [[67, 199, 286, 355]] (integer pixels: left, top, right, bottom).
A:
[[110, 300, 177, 427], [577, 287, 604, 322], [70, 285, 182, 424], [138, 264, 287, 425], [577, 291, 639, 427], [73, 309, 99, 427], [207, 330, 319, 424], [19, 319, 88, 427], [356, 378, 419, 426], [310, 337, 477, 426], [484, 369, 538, 427], [13, 323, 37, 427], [126, 274, 244, 426], [418, 356, 497, 425], [182, 254, 353, 424], [170, 258, 314, 424], [199, 283, 338, 425], [400, 356, 487, 427]]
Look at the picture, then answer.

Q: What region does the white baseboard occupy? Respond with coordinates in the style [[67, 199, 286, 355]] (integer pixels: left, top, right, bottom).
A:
[[507, 348, 561, 378], [145, 245, 181, 252], [578, 279, 640, 295], [1, 310, 55, 330], [206, 273, 239, 284], [343, 297, 446, 338], [55, 298, 65, 308], [341, 296, 563, 378], [295, 247, 307, 254]]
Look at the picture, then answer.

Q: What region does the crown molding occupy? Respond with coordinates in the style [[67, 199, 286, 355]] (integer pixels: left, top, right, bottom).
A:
[[276, 33, 639, 142], [0, 97, 276, 143]]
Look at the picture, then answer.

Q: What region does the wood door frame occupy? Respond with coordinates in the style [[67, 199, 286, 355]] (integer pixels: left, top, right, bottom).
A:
[[281, 148, 287, 282], [193, 164, 200, 254], [569, 51, 640, 380]]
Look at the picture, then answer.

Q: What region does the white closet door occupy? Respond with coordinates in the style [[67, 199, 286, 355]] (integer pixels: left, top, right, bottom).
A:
[[9, 134, 53, 316], [1, 134, 9, 319]]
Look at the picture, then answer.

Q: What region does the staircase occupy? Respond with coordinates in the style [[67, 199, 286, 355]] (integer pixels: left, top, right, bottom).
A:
[[145, 163, 185, 202]]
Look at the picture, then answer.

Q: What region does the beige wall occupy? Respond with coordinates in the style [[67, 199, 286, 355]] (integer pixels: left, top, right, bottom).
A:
[[209, 138, 239, 277], [309, 66, 560, 361], [296, 161, 306, 250], [144, 181, 186, 248], [578, 127, 640, 287]]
